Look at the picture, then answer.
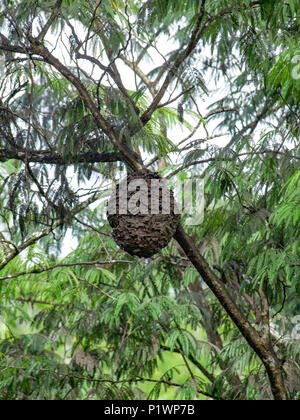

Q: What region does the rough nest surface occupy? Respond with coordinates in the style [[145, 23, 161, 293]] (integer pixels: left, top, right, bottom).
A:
[[107, 169, 181, 257]]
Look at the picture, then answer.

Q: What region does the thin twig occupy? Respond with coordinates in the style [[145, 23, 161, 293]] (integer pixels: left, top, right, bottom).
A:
[[76, 275, 116, 300]]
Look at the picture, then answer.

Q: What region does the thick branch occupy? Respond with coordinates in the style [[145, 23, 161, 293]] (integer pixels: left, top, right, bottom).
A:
[[140, 11, 206, 125], [0, 148, 123, 164], [174, 225, 288, 400]]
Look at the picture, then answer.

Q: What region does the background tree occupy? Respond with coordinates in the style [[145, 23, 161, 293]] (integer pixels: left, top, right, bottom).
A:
[[0, 0, 299, 400]]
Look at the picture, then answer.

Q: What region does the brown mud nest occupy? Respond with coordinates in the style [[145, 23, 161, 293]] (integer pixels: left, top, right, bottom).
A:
[[107, 169, 181, 257]]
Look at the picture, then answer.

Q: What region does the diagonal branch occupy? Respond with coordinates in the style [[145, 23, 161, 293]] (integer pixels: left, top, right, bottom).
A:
[[174, 225, 288, 400], [36, 0, 63, 42], [0, 35, 142, 171], [29, 40, 141, 170], [140, 4, 207, 125]]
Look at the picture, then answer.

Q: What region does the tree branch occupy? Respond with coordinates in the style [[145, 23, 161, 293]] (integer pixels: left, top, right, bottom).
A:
[[174, 225, 288, 400], [36, 0, 63, 42], [0, 259, 133, 281], [140, 9, 207, 125], [0, 148, 123, 164]]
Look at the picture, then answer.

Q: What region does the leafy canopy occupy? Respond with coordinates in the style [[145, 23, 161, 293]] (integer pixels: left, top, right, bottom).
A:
[[0, 0, 299, 400]]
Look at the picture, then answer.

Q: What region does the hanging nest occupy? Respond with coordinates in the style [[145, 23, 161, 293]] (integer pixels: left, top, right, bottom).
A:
[[107, 169, 181, 257]]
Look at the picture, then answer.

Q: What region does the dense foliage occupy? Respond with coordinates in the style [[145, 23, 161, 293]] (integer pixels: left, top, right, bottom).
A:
[[0, 0, 299, 400]]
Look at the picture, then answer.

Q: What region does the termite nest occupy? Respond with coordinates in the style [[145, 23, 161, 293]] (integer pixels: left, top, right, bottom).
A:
[[107, 169, 181, 257]]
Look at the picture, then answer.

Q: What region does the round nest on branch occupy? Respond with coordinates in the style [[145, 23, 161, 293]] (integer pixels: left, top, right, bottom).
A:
[[107, 169, 181, 257]]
